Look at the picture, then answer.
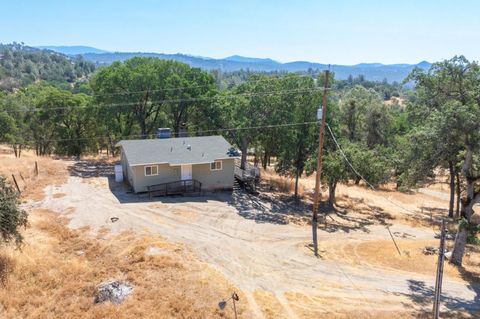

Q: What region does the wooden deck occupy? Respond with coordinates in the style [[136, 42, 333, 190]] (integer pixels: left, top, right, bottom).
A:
[[234, 160, 260, 191], [147, 179, 202, 198]]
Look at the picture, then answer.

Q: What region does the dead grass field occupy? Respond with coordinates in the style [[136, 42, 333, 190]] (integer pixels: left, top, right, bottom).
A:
[[0, 147, 250, 318], [0, 145, 67, 201], [0, 210, 250, 318], [0, 146, 479, 318]]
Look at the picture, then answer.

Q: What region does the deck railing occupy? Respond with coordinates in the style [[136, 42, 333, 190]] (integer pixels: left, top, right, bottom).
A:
[[147, 179, 202, 198], [234, 160, 260, 182]]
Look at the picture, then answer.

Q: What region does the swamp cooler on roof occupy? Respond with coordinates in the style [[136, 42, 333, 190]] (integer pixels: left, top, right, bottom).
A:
[[157, 128, 172, 139]]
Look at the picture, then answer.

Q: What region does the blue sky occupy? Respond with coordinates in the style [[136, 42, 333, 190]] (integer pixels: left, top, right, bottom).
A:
[[1, 0, 479, 64]]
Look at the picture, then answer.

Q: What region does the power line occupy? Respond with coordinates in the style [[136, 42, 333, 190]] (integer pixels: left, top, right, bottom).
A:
[[83, 74, 331, 98], [325, 123, 416, 216], [2, 87, 328, 114], [0, 120, 320, 144]]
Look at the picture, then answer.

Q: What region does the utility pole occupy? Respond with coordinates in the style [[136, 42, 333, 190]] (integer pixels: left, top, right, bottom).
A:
[[312, 69, 330, 257], [433, 219, 446, 319]]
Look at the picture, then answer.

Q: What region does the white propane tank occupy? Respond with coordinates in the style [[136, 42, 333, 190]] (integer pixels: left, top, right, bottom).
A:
[[114, 165, 123, 182]]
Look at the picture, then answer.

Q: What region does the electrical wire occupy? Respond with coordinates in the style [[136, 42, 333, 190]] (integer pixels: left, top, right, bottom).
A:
[[1, 87, 328, 114], [80, 73, 332, 98], [0, 120, 320, 144], [325, 123, 417, 216]]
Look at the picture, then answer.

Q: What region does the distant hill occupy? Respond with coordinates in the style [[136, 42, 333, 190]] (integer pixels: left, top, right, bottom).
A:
[[0, 43, 96, 91], [36, 45, 432, 83], [36, 45, 109, 55]]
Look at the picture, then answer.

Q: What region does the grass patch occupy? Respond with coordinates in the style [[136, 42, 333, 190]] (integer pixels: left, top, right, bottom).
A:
[[0, 210, 250, 318]]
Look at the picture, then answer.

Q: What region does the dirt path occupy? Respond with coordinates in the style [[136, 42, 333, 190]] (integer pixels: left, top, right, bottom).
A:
[[33, 175, 480, 317]]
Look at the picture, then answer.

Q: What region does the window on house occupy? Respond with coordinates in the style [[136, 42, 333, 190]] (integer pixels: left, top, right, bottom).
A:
[[145, 165, 158, 176], [210, 161, 222, 171]]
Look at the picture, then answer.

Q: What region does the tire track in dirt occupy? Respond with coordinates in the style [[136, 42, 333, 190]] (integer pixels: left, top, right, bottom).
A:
[[275, 293, 299, 319]]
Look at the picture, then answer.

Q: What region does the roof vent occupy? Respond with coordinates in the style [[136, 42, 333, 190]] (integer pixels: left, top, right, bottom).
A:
[[187, 145, 191, 151]]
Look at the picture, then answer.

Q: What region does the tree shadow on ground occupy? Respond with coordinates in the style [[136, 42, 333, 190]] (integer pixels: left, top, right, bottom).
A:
[[228, 186, 395, 230], [321, 195, 395, 233], [417, 206, 450, 223], [392, 274, 480, 318], [227, 188, 313, 225]]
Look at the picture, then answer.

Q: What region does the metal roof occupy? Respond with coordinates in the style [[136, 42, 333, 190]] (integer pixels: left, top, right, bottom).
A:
[[116, 136, 237, 166]]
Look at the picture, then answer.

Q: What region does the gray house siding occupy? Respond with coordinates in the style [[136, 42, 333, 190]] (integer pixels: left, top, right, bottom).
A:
[[192, 159, 235, 191], [121, 151, 135, 187], [120, 158, 235, 193], [130, 163, 181, 193]]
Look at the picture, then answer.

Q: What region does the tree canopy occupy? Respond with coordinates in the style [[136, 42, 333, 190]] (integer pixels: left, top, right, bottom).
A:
[[0, 176, 28, 247]]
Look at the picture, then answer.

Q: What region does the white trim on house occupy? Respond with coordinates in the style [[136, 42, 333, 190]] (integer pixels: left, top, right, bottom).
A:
[[130, 162, 168, 167], [210, 160, 222, 171], [144, 165, 159, 176]]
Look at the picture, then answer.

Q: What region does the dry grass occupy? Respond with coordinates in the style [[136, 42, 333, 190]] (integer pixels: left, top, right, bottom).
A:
[[252, 290, 289, 319], [1, 149, 477, 318], [0, 145, 68, 201], [0, 210, 250, 318], [284, 292, 411, 319], [319, 239, 476, 281], [0, 145, 250, 318], [261, 168, 307, 197], [0, 254, 14, 287]]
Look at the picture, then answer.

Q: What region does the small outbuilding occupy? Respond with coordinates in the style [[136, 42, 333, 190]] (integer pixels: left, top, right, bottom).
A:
[[116, 135, 238, 195]]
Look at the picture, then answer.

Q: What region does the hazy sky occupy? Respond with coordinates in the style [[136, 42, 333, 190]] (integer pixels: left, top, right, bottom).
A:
[[2, 0, 479, 64]]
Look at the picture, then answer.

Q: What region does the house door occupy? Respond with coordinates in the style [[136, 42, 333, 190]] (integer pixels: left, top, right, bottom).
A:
[[181, 164, 192, 182]]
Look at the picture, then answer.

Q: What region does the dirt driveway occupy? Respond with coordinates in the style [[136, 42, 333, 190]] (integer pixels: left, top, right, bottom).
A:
[[31, 162, 480, 318]]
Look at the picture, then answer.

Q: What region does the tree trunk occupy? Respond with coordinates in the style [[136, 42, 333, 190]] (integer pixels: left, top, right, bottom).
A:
[[12, 145, 18, 158], [455, 171, 461, 218], [451, 147, 479, 266], [328, 182, 337, 207], [294, 169, 299, 199], [18, 144, 22, 158], [451, 227, 468, 265], [262, 152, 268, 170], [240, 138, 249, 170], [139, 118, 147, 139], [448, 161, 455, 218]]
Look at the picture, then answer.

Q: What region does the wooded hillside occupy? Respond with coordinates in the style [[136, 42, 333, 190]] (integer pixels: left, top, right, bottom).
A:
[[0, 43, 95, 91]]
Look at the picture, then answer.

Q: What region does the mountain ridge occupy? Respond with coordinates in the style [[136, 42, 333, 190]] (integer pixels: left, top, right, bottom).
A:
[[38, 45, 431, 82]]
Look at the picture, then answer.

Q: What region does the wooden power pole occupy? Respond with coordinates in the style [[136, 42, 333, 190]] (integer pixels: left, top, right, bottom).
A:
[[433, 219, 446, 319], [312, 69, 330, 257]]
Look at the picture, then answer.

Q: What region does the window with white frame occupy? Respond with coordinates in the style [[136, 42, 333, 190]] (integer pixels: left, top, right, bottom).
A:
[[210, 160, 222, 171], [144, 165, 158, 176]]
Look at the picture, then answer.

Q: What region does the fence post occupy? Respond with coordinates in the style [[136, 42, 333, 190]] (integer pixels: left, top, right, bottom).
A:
[[34, 161, 39, 176], [12, 174, 21, 194]]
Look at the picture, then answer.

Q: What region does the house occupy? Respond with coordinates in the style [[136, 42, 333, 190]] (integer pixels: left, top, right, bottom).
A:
[[116, 135, 238, 194]]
